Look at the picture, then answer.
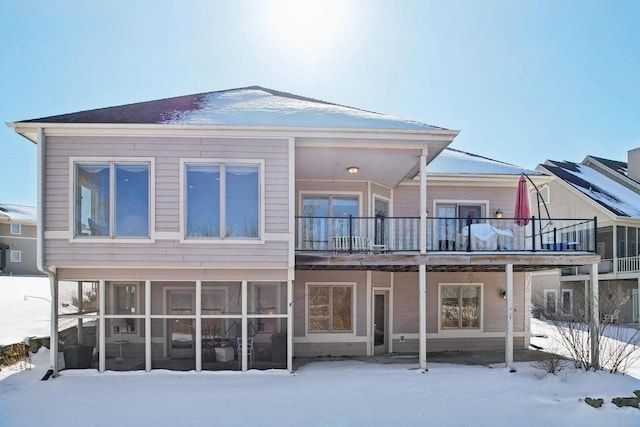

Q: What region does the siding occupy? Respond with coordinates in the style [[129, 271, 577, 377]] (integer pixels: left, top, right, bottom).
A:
[[43, 135, 290, 269], [395, 183, 522, 218], [0, 224, 40, 276]]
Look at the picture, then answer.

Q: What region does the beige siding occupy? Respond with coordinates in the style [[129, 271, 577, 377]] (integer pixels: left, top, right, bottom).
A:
[[393, 184, 419, 217], [294, 342, 366, 357], [427, 271, 526, 333], [392, 272, 419, 333], [43, 135, 290, 269], [57, 267, 288, 281], [544, 179, 606, 221]]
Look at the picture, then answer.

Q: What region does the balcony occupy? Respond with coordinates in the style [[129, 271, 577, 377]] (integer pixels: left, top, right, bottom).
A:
[[296, 216, 597, 254]]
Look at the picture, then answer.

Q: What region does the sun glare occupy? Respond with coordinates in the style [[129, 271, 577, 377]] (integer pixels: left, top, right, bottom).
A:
[[264, 0, 350, 60]]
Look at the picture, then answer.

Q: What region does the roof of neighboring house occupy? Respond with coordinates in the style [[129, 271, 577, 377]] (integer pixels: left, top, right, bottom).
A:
[[541, 160, 640, 218], [589, 156, 629, 178], [427, 148, 541, 176], [17, 86, 447, 131], [0, 204, 37, 224]]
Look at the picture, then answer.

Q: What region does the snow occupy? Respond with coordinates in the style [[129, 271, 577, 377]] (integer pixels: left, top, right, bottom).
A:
[[428, 148, 540, 176], [1, 348, 640, 426], [162, 88, 440, 130], [0, 204, 37, 224], [0, 276, 51, 346], [553, 163, 640, 218], [2, 278, 640, 426]]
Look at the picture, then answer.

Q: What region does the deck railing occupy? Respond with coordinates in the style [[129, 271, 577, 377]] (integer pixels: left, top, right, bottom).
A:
[[295, 216, 597, 254]]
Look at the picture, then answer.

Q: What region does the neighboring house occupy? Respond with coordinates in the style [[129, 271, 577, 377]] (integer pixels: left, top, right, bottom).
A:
[[8, 86, 600, 375], [532, 149, 640, 324], [0, 203, 40, 276]]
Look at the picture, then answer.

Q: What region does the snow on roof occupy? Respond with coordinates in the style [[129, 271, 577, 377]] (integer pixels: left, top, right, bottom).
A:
[[544, 160, 640, 218], [20, 86, 447, 131], [0, 204, 37, 224], [427, 148, 541, 176], [589, 155, 629, 178]]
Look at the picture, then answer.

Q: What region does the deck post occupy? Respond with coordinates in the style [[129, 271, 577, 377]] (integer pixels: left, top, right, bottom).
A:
[[589, 263, 600, 370], [98, 280, 105, 373], [505, 264, 514, 372], [145, 280, 151, 371], [419, 264, 427, 371], [287, 277, 293, 372], [195, 280, 202, 372], [241, 280, 248, 371], [419, 150, 427, 254]]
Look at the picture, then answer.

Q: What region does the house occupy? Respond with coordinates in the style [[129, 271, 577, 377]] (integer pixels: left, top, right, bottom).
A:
[[532, 150, 640, 324], [0, 203, 40, 276], [8, 86, 600, 375]]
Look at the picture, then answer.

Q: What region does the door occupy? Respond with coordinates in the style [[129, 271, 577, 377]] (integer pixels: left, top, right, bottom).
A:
[[168, 291, 195, 358], [373, 291, 389, 355], [374, 197, 390, 247]]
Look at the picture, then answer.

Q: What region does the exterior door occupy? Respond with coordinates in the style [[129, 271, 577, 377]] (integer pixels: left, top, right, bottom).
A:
[[374, 197, 390, 247], [373, 291, 389, 355], [168, 291, 195, 358]]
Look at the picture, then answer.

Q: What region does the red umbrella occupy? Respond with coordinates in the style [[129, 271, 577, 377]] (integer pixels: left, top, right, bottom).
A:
[[514, 174, 531, 226]]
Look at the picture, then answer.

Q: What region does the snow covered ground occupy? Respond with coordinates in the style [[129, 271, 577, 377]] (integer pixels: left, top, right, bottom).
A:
[[1, 277, 640, 426], [0, 276, 50, 346]]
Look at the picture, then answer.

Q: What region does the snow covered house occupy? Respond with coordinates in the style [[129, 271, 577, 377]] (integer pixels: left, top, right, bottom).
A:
[[8, 86, 600, 375], [532, 150, 640, 324], [0, 203, 40, 276]]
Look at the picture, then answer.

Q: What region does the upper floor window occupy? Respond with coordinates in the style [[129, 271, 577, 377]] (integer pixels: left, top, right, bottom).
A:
[[10, 224, 21, 235], [74, 161, 151, 238], [184, 162, 260, 239]]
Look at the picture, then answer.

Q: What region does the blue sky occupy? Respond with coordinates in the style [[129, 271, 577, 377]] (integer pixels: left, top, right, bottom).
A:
[[1, 0, 639, 206]]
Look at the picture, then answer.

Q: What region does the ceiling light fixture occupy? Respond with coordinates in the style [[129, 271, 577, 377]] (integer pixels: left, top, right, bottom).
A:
[[347, 166, 359, 174]]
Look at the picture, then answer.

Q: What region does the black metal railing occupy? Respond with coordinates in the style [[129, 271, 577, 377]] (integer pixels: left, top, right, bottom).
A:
[[295, 215, 597, 254]]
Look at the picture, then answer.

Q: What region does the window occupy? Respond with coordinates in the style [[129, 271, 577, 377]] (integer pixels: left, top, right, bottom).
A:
[[308, 285, 353, 332], [440, 284, 481, 329], [544, 289, 557, 315], [301, 195, 359, 250], [436, 203, 484, 242], [10, 250, 21, 263], [184, 162, 260, 239], [74, 161, 150, 238], [10, 224, 21, 235], [561, 289, 573, 315]]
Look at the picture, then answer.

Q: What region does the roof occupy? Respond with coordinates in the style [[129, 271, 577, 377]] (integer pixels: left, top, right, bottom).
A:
[[589, 156, 629, 178], [542, 160, 640, 218], [0, 204, 37, 224], [18, 86, 447, 131], [427, 148, 541, 176]]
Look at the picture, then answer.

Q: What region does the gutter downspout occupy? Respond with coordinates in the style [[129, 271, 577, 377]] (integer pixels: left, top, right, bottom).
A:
[[36, 127, 58, 378]]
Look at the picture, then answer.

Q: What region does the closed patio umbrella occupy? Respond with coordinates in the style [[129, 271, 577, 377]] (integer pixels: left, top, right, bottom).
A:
[[514, 174, 531, 226]]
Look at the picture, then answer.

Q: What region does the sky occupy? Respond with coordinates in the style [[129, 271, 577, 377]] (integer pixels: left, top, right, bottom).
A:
[[1, 0, 639, 206]]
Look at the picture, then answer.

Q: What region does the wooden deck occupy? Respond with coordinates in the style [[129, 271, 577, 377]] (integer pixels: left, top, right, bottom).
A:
[[295, 251, 601, 272]]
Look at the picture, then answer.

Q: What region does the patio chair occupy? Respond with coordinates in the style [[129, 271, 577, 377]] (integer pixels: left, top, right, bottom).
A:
[[603, 309, 620, 323], [237, 336, 254, 369]]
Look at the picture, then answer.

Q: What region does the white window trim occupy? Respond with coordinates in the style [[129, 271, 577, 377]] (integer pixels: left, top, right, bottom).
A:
[[544, 289, 558, 316], [68, 157, 156, 243], [10, 223, 21, 235], [179, 158, 265, 244], [437, 283, 484, 334], [298, 191, 363, 218], [432, 199, 490, 218], [10, 250, 21, 263], [305, 282, 357, 336]]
